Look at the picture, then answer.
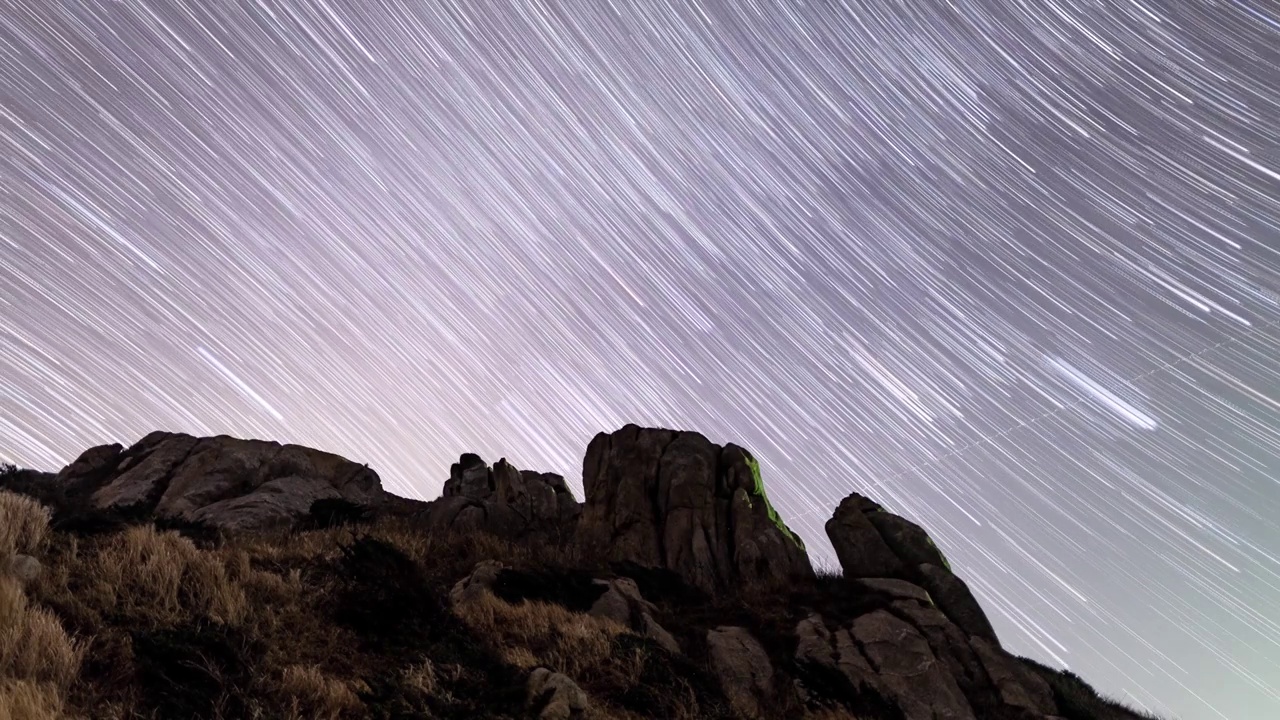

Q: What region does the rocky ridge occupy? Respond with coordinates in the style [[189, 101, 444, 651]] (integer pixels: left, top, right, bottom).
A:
[[0, 425, 1162, 720]]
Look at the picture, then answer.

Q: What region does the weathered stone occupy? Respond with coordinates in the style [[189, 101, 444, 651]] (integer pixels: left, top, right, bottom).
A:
[[855, 577, 933, 605], [918, 563, 997, 642], [825, 494, 907, 579], [866, 512, 949, 569], [187, 476, 341, 531], [75, 433, 384, 530], [526, 667, 589, 719], [427, 455, 580, 540], [971, 637, 1058, 716], [588, 577, 680, 654], [578, 425, 813, 595], [92, 434, 201, 510], [53, 443, 123, 485], [5, 554, 42, 585], [449, 560, 506, 607], [707, 626, 775, 719], [852, 610, 975, 720]]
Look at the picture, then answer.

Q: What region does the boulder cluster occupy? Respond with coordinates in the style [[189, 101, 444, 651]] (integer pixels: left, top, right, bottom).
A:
[[7, 424, 1132, 720]]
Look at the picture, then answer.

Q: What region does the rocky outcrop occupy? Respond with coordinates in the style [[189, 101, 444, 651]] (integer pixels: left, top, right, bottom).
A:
[[826, 491, 998, 644], [418, 454, 581, 541], [576, 424, 813, 595], [46, 432, 384, 531]]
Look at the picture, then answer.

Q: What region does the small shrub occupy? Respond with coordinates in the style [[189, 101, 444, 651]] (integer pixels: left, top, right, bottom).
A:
[[333, 536, 444, 647], [0, 491, 51, 558], [86, 525, 246, 627], [296, 498, 373, 532], [0, 576, 82, 689], [130, 620, 262, 720]]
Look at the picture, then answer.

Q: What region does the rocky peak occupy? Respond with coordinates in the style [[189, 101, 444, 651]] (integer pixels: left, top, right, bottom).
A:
[[576, 424, 815, 596]]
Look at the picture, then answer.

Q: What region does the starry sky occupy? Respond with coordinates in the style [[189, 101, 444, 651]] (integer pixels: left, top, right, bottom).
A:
[[2, 1, 1278, 718]]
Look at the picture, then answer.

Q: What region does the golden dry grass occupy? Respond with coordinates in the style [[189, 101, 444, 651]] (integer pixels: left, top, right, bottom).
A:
[[276, 664, 366, 720], [0, 492, 50, 559], [452, 586, 633, 679], [77, 525, 247, 627], [0, 494, 80, 720], [0, 678, 64, 720]]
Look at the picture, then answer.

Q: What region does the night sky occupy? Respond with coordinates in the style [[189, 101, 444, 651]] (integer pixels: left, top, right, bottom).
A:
[[3, 2, 1279, 718]]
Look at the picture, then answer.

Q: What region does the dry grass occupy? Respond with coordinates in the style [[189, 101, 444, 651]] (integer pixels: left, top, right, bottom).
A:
[[0, 492, 81, 720], [0, 492, 50, 559], [0, 679, 65, 720], [78, 525, 247, 627], [276, 664, 366, 720], [452, 587, 633, 678]]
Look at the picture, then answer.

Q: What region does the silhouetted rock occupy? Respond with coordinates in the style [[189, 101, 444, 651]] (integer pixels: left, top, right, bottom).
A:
[[421, 455, 581, 541], [577, 424, 814, 595]]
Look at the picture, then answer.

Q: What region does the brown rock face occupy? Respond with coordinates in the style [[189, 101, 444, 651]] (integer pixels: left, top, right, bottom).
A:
[[577, 424, 814, 595], [706, 626, 776, 720], [826, 491, 998, 644], [421, 454, 581, 541], [55, 432, 384, 530]]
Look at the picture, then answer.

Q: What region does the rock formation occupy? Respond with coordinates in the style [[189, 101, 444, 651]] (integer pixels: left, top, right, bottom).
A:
[[576, 424, 814, 595], [43, 431, 384, 531], [417, 453, 581, 541], [0, 426, 1158, 720]]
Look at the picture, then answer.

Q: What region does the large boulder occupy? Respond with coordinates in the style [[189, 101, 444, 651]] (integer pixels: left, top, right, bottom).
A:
[[795, 610, 975, 720], [707, 626, 776, 719], [419, 454, 581, 541], [576, 425, 813, 595], [826, 491, 997, 644], [49, 432, 385, 531]]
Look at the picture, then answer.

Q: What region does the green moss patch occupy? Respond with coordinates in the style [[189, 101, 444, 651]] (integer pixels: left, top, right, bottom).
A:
[[743, 454, 804, 550]]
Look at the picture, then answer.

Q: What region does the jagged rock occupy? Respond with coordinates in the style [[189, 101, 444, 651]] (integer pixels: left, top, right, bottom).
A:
[[794, 612, 879, 688], [707, 626, 775, 719], [917, 563, 997, 642], [449, 560, 506, 607], [587, 577, 681, 654], [577, 424, 813, 595], [5, 554, 42, 585], [54, 442, 124, 486], [526, 667, 589, 719], [424, 455, 581, 541], [826, 492, 999, 650], [825, 494, 906, 578], [188, 476, 341, 531], [71, 433, 383, 530]]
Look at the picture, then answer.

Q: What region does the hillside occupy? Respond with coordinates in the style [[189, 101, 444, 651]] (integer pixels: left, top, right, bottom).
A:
[[0, 425, 1167, 720]]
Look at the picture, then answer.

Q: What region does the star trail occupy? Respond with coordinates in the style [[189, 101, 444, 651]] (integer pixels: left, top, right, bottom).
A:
[[3, 2, 1279, 717]]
